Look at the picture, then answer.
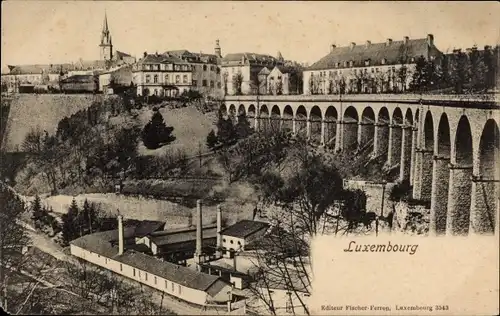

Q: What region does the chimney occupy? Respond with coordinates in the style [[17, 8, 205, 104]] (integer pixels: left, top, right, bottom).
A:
[[403, 36, 409, 45], [386, 38, 393, 46], [350, 42, 356, 50], [194, 199, 203, 263], [365, 40, 371, 47], [427, 34, 434, 46], [143, 51, 147, 58], [216, 205, 222, 257], [233, 252, 237, 272], [330, 44, 336, 52], [118, 215, 124, 255], [484, 45, 491, 51]]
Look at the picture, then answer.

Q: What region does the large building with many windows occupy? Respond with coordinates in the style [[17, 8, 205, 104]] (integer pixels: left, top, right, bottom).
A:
[[164, 40, 223, 98], [132, 53, 193, 97], [220, 52, 284, 95], [303, 34, 443, 95]]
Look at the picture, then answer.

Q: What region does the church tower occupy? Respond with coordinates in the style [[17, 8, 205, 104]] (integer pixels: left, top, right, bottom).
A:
[[99, 12, 113, 61], [214, 39, 222, 58]]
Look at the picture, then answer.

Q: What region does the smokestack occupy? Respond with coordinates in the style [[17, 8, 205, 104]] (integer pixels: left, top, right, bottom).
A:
[[195, 199, 203, 261], [365, 40, 371, 47], [427, 34, 434, 46], [350, 42, 356, 50], [118, 215, 124, 255], [386, 38, 393, 46], [330, 44, 336, 52], [403, 36, 409, 44], [216, 205, 222, 257]]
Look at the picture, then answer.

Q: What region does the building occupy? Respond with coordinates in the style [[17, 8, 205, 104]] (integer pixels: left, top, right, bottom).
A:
[[132, 53, 193, 97], [266, 65, 303, 95], [220, 52, 284, 95], [60, 75, 99, 94], [1, 11, 135, 94], [164, 41, 223, 98], [98, 65, 134, 93], [136, 225, 218, 265], [70, 215, 232, 306], [219, 220, 270, 258], [303, 34, 443, 94]]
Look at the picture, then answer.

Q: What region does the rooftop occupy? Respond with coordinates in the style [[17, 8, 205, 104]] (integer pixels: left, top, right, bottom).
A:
[[149, 225, 218, 246], [220, 220, 269, 239], [71, 229, 223, 292], [307, 36, 442, 71], [222, 52, 281, 65]]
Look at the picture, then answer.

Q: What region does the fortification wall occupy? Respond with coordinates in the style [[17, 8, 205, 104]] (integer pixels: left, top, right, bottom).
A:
[[1, 94, 106, 152]]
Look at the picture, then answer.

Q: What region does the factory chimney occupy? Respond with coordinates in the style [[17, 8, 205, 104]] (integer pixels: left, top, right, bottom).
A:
[[118, 214, 124, 255], [194, 199, 203, 264], [216, 205, 222, 257]]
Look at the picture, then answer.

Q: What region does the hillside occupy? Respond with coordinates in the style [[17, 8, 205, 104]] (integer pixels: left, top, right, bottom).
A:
[[1, 94, 107, 152]]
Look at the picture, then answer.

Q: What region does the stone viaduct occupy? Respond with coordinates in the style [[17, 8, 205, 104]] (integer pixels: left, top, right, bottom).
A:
[[220, 94, 500, 237]]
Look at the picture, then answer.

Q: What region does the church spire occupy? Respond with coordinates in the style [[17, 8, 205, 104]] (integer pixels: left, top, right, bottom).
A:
[[102, 11, 109, 34]]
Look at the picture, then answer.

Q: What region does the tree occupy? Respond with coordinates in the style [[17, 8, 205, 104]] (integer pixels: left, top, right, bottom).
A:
[[206, 130, 218, 151], [235, 111, 253, 139], [30, 194, 43, 228], [410, 56, 428, 92], [61, 198, 80, 245], [232, 71, 244, 95], [449, 49, 468, 94], [0, 182, 31, 311], [21, 128, 44, 154], [469, 47, 488, 92], [215, 111, 237, 147], [141, 110, 175, 149]]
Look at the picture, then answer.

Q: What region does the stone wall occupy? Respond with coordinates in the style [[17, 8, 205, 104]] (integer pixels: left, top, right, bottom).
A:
[[343, 180, 396, 216]]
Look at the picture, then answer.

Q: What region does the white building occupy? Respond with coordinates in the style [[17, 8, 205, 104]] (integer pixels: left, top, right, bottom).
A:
[[132, 53, 193, 97], [70, 217, 232, 306], [219, 220, 270, 258], [303, 34, 443, 94]]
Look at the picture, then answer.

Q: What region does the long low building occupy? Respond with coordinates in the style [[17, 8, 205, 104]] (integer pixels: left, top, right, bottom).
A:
[[70, 218, 232, 306]]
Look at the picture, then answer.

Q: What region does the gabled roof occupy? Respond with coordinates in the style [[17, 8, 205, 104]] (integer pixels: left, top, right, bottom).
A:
[[60, 75, 96, 83], [149, 225, 217, 246], [220, 220, 269, 239], [163, 50, 219, 64], [115, 51, 134, 60], [71, 229, 228, 292], [258, 67, 271, 76], [307, 38, 442, 71], [137, 54, 189, 65], [7, 64, 76, 75]]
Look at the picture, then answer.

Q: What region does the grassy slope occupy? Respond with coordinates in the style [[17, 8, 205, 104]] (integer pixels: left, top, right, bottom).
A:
[[137, 106, 218, 157]]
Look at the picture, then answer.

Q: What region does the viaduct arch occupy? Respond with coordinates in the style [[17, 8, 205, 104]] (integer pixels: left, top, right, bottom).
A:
[[221, 95, 500, 236]]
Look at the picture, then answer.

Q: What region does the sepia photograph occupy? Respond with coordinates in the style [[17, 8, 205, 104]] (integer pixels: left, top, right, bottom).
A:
[[1, 1, 499, 315]]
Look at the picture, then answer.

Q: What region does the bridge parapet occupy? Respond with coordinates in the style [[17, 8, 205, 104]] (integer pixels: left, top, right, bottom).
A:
[[224, 93, 500, 108]]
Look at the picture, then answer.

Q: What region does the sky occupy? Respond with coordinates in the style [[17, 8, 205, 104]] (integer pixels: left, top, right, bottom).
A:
[[2, 1, 499, 71]]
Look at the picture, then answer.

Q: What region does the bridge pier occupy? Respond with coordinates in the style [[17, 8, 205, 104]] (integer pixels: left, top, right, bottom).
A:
[[469, 176, 499, 235], [372, 123, 389, 158], [446, 164, 473, 236], [334, 121, 343, 152], [409, 127, 418, 184], [387, 124, 402, 168], [413, 149, 433, 200], [342, 121, 358, 151], [429, 156, 451, 236], [357, 122, 374, 151], [399, 125, 412, 182]]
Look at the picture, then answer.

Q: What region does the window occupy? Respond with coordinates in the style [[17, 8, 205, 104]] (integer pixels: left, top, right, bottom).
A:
[[139, 271, 141, 278], [381, 58, 386, 65], [410, 57, 415, 62], [145, 273, 148, 281], [171, 282, 174, 292], [192, 79, 198, 86], [178, 285, 182, 295], [216, 67, 220, 74], [230, 240, 234, 244], [349, 61, 354, 67], [165, 280, 168, 289], [165, 74, 169, 83], [237, 241, 241, 245], [154, 75, 158, 83], [154, 89, 158, 96], [223, 238, 226, 243], [133, 268, 136, 277], [371, 68, 374, 73], [365, 60, 370, 66], [154, 276, 157, 285], [146, 75, 151, 83], [97, 254, 100, 258], [203, 65, 207, 71], [217, 82, 221, 88], [183, 75, 188, 84], [176, 75, 180, 83], [375, 68, 379, 73], [210, 81, 214, 88], [202, 80, 207, 87], [120, 264, 123, 272], [343, 61, 348, 67]]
